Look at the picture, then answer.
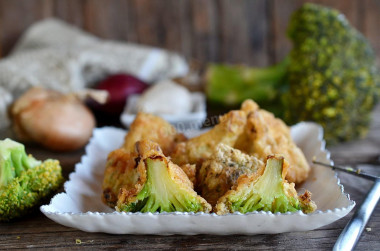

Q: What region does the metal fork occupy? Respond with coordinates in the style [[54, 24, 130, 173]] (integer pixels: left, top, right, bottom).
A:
[[313, 160, 380, 251]]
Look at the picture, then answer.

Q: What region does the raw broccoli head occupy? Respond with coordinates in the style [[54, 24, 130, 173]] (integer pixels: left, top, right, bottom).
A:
[[205, 3, 379, 143], [215, 155, 316, 215], [285, 3, 380, 143], [0, 139, 63, 221], [116, 140, 211, 213]]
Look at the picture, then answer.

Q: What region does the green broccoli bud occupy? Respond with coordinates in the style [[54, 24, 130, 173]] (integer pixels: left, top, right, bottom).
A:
[[0, 139, 63, 221], [117, 156, 211, 213], [216, 156, 314, 215], [284, 3, 380, 143]]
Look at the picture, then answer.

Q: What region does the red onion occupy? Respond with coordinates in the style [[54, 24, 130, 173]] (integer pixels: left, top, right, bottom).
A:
[[93, 74, 148, 115]]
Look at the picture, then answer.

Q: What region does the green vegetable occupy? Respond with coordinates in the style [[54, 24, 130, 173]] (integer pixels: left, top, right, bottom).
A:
[[206, 59, 288, 117], [215, 155, 315, 214], [284, 3, 379, 143], [117, 157, 210, 213], [0, 139, 63, 221], [206, 3, 380, 143]]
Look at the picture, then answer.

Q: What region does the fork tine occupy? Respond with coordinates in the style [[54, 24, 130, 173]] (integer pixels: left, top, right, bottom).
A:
[[312, 159, 379, 181]]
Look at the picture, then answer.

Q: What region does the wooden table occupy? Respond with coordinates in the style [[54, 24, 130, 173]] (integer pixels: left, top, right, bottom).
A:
[[1, 106, 379, 250]]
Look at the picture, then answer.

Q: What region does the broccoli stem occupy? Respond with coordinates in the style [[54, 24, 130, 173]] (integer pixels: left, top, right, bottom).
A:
[[0, 159, 14, 187], [206, 58, 289, 115], [0, 139, 40, 187]]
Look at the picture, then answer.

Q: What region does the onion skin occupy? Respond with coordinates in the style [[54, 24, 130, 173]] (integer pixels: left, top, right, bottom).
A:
[[93, 74, 148, 115], [11, 87, 95, 152]]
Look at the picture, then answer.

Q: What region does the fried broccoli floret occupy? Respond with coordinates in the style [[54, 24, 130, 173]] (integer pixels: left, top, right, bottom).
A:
[[123, 113, 187, 156], [215, 155, 316, 215], [198, 144, 264, 206], [170, 110, 247, 169], [116, 140, 211, 213], [206, 3, 379, 143], [0, 139, 63, 221], [102, 148, 140, 208], [235, 100, 310, 184]]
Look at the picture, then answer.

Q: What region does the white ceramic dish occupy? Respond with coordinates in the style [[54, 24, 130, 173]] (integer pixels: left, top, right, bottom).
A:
[[41, 123, 355, 235], [120, 93, 207, 131]]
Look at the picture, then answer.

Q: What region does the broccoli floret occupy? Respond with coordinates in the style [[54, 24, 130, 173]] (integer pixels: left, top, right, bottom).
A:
[[116, 140, 211, 213], [215, 155, 316, 215], [284, 3, 380, 143], [0, 138, 63, 221], [206, 3, 379, 143]]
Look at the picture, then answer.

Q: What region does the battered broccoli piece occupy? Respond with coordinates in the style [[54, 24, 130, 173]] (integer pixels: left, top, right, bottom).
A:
[[198, 143, 264, 206], [0, 138, 63, 221], [116, 140, 211, 213], [206, 3, 379, 143], [215, 155, 316, 215], [102, 148, 140, 208]]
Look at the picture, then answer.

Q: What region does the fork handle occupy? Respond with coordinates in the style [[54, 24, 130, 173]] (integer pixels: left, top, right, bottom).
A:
[[333, 179, 380, 251]]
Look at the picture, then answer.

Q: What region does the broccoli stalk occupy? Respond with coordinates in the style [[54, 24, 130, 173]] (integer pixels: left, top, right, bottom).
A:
[[117, 156, 210, 213], [206, 59, 288, 117], [0, 138, 63, 221], [206, 3, 380, 143], [0, 139, 41, 187], [215, 155, 315, 215]]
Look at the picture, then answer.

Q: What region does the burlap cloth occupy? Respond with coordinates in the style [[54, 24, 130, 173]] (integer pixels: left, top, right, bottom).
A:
[[0, 18, 188, 129]]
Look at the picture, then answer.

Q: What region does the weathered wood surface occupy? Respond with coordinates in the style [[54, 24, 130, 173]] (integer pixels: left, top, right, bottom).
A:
[[0, 105, 379, 250], [0, 0, 379, 65], [0, 1, 379, 249]]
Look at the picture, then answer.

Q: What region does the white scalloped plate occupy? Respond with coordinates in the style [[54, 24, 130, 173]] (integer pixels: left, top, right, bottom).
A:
[[40, 122, 355, 235]]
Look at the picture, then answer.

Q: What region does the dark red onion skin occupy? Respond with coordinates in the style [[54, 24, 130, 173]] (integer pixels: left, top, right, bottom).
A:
[[92, 74, 148, 115]]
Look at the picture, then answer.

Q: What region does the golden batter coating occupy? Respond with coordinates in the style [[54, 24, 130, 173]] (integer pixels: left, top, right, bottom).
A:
[[234, 100, 310, 184], [198, 144, 264, 206], [102, 147, 140, 208], [170, 110, 247, 169], [180, 164, 197, 187], [123, 112, 186, 156]]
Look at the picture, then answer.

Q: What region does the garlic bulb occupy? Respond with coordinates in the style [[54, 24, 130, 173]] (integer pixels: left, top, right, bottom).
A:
[[137, 80, 193, 115]]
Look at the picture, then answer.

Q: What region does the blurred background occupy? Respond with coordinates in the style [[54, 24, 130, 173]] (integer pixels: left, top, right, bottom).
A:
[[0, 0, 379, 149], [0, 0, 379, 65]]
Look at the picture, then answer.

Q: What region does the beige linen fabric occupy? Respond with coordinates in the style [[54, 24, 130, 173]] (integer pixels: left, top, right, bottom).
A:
[[0, 19, 188, 129]]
